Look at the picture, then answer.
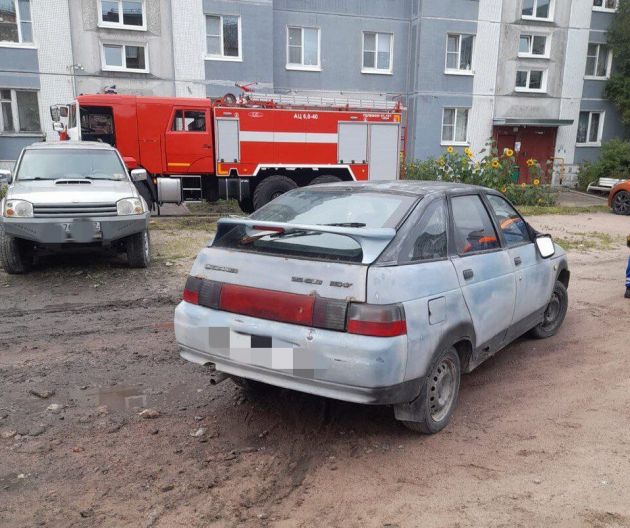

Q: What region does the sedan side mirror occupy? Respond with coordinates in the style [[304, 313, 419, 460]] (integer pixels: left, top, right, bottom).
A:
[[535, 235, 555, 259], [130, 168, 148, 182]]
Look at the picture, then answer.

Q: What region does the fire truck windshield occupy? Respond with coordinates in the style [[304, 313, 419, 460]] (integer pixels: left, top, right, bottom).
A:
[[16, 149, 128, 182]]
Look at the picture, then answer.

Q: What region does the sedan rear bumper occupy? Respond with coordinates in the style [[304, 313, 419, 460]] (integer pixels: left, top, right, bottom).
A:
[[174, 301, 417, 405]]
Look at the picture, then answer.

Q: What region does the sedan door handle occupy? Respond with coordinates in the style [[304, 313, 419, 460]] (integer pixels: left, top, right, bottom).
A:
[[514, 256, 522, 266], [463, 269, 474, 280]]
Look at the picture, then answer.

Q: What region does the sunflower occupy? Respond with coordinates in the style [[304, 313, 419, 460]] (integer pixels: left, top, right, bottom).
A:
[[533, 178, 540, 186], [464, 147, 473, 158], [491, 158, 500, 169], [438, 157, 446, 167], [504, 148, 514, 158], [521, 182, 527, 188], [447, 146, 455, 154], [526, 158, 536, 167], [501, 186, 507, 193]]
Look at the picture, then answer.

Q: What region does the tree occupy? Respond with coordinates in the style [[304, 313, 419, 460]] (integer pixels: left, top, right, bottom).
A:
[[605, 0, 630, 127]]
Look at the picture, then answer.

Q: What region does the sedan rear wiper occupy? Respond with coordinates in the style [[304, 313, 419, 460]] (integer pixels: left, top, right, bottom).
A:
[[239, 228, 321, 245]]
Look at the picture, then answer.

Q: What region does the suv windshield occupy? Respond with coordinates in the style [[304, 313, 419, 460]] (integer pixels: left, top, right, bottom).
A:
[[214, 188, 417, 263], [16, 149, 128, 181]]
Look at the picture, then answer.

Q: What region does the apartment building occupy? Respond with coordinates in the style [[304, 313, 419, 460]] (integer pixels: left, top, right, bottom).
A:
[[0, 0, 626, 184]]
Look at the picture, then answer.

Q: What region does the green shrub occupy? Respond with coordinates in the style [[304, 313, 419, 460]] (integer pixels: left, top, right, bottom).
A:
[[402, 143, 557, 206], [0, 185, 6, 200], [576, 139, 630, 191]]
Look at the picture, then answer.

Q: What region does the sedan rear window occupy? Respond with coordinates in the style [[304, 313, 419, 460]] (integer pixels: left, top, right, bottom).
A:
[[214, 188, 417, 263], [16, 149, 127, 181]]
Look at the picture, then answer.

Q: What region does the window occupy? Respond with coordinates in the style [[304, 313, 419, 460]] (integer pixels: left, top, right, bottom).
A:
[[486, 195, 531, 247], [0, 89, 40, 133], [451, 195, 500, 255], [287, 26, 320, 70], [101, 43, 148, 72], [406, 199, 448, 262], [515, 69, 546, 92], [171, 110, 207, 132], [442, 108, 469, 145], [362, 32, 393, 73], [445, 34, 474, 73], [99, 0, 145, 29], [593, 0, 618, 11], [518, 34, 549, 57], [206, 14, 241, 60], [585, 43, 612, 78], [0, 0, 33, 44], [576, 111, 603, 145], [522, 0, 554, 20]]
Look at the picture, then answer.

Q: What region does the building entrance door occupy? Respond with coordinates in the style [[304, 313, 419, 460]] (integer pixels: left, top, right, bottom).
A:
[[494, 126, 557, 183]]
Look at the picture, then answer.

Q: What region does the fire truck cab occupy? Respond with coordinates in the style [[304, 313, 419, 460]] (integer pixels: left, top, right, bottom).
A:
[[50, 93, 404, 212]]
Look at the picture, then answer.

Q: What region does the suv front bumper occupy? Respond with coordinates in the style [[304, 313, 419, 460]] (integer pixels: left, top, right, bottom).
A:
[[0, 213, 150, 244]]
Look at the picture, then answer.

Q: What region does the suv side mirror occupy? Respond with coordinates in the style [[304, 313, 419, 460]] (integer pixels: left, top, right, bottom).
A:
[[130, 168, 148, 182], [535, 235, 555, 259], [0, 169, 11, 185]]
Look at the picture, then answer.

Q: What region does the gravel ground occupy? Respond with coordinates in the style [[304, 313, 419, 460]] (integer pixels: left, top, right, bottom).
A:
[[1, 212, 629, 528]]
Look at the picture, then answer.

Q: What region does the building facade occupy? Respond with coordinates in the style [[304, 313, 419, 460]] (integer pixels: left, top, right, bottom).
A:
[[0, 0, 626, 183]]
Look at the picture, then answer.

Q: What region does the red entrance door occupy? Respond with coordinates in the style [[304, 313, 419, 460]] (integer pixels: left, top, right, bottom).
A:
[[494, 126, 557, 183]]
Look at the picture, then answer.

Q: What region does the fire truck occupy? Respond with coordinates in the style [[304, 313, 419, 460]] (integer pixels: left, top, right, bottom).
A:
[[50, 92, 405, 212]]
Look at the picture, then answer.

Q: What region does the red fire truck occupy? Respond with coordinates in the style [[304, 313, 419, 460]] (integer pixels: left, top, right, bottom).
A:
[[51, 93, 404, 212]]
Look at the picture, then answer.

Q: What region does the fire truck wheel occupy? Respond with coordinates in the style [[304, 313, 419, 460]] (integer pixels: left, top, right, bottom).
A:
[[126, 229, 151, 268], [238, 199, 255, 214], [252, 175, 297, 209], [309, 175, 342, 185]]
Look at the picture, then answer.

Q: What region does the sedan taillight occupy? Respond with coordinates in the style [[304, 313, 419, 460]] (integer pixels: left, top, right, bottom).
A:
[[346, 303, 407, 337]]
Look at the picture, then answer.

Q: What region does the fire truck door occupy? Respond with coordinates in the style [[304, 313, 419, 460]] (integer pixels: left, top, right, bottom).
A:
[[368, 123, 399, 180], [215, 118, 239, 163], [164, 108, 214, 174], [338, 122, 368, 164]]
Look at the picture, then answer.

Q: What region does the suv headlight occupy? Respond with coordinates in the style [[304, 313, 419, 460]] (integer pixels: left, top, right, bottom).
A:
[[4, 199, 33, 218], [116, 198, 144, 216]]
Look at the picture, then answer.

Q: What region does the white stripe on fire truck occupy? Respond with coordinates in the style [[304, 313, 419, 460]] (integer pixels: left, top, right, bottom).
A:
[[239, 131, 338, 143]]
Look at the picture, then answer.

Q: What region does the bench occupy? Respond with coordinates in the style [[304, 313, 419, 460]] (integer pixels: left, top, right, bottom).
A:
[[587, 177, 623, 194]]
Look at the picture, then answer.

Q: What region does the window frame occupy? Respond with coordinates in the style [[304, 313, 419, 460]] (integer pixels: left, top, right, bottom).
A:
[[447, 193, 503, 257], [205, 14, 242, 62], [584, 42, 613, 80], [396, 197, 449, 265], [441, 107, 470, 147], [518, 33, 551, 59], [100, 42, 149, 73], [576, 110, 605, 147], [98, 0, 147, 31], [0, 0, 34, 47], [0, 88, 41, 135], [592, 0, 618, 12], [515, 69, 548, 93], [444, 33, 475, 75], [361, 31, 394, 75], [521, 0, 555, 21], [286, 25, 321, 72], [169, 109, 209, 133]]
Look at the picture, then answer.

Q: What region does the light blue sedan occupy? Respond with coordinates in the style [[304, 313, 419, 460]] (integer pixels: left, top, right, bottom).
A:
[[175, 181, 569, 433]]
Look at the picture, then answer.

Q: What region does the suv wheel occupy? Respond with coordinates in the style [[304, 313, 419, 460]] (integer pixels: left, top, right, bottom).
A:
[[126, 229, 151, 268], [612, 191, 630, 215], [400, 347, 461, 434], [0, 226, 33, 274], [252, 175, 297, 210], [529, 280, 568, 339]]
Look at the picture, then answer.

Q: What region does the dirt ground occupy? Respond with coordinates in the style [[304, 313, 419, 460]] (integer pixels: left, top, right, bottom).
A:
[[1, 211, 630, 528]]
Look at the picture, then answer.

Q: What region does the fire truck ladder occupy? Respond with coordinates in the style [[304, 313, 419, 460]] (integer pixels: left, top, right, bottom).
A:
[[244, 92, 401, 111]]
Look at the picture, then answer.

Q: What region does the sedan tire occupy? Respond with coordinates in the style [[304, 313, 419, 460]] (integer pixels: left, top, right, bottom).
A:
[[529, 280, 568, 339], [401, 347, 461, 434]]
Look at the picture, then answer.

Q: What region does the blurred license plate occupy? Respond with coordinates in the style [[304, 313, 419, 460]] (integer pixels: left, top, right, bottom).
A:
[[62, 221, 102, 241]]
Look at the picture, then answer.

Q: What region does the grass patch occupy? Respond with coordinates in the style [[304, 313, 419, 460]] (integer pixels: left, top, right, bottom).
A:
[[152, 229, 212, 261], [186, 199, 242, 215], [555, 231, 620, 252], [149, 217, 219, 232], [519, 205, 610, 216]]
